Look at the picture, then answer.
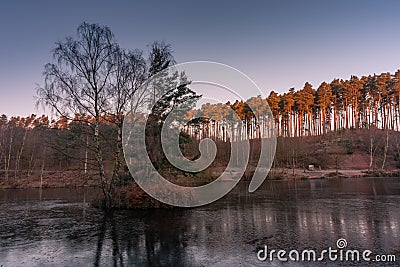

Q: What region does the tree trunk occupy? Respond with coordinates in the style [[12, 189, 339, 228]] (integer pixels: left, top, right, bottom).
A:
[[15, 129, 27, 179], [27, 148, 35, 177], [5, 127, 13, 180], [381, 129, 389, 170], [369, 132, 374, 172], [84, 134, 89, 174], [94, 121, 112, 209], [110, 124, 123, 194], [40, 147, 46, 189]]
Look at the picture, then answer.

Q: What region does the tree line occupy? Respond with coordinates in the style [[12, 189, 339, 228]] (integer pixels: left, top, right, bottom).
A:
[[182, 71, 400, 140], [269, 72, 400, 137], [0, 114, 120, 180]]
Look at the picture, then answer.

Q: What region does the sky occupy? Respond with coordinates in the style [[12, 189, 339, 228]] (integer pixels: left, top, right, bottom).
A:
[[1, 0, 400, 117]]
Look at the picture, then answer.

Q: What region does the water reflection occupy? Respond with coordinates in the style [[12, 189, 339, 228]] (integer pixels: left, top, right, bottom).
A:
[[95, 212, 121, 267], [0, 178, 399, 266], [94, 209, 195, 267]]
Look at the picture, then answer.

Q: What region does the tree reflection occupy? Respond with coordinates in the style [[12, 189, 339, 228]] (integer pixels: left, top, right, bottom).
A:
[[94, 210, 193, 266], [95, 211, 124, 267]]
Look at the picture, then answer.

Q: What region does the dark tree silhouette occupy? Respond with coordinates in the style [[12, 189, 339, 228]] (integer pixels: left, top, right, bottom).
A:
[[37, 22, 175, 208]]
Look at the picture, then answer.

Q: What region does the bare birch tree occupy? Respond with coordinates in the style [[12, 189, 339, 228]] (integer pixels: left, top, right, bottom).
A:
[[37, 22, 174, 208]]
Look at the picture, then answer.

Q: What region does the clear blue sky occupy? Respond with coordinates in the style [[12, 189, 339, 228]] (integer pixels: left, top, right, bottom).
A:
[[1, 0, 400, 117]]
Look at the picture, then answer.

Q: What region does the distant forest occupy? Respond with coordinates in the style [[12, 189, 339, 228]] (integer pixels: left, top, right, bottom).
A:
[[1, 70, 400, 177], [268, 71, 400, 136], [184, 70, 400, 141]]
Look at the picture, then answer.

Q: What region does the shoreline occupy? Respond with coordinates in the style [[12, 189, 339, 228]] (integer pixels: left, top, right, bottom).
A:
[[266, 168, 400, 180], [0, 168, 399, 190]]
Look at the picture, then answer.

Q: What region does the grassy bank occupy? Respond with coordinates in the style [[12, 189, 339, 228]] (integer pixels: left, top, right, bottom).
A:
[[0, 170, 98, 189]]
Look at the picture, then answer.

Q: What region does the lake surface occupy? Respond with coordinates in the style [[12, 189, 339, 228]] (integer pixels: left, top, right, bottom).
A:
[[0, 178, 399, 266]]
